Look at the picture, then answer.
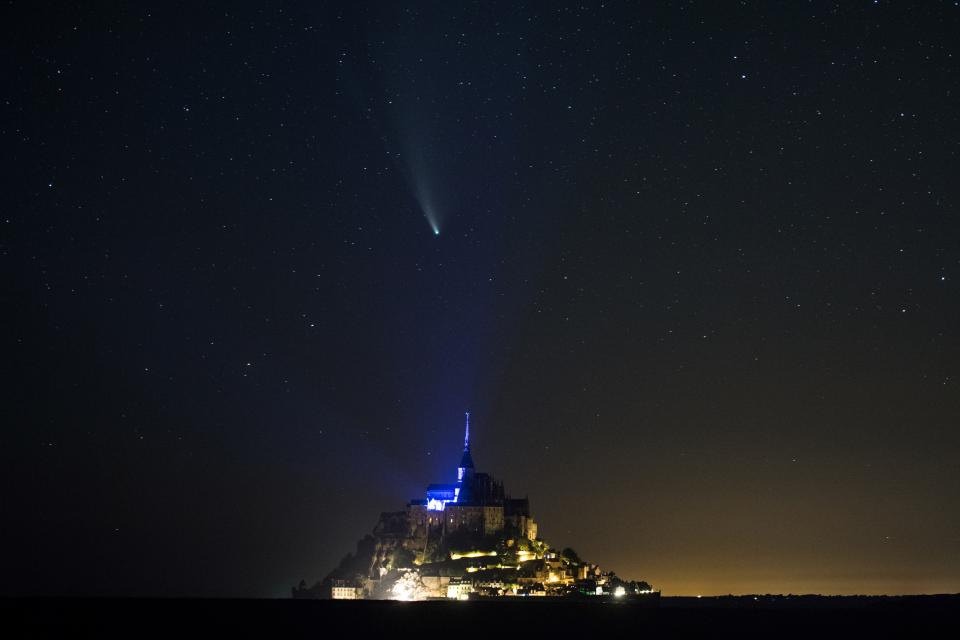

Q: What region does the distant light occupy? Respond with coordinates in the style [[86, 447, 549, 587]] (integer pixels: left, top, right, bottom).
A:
[[450, 551, 497, 560], [595, 587, 603, 596], [433, 228, 440, 236], [392, 582, 414, 601], [614, 586, 626, 597]]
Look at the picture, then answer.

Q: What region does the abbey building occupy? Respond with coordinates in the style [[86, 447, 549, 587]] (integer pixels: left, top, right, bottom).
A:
[[406, 413, 538, 543]]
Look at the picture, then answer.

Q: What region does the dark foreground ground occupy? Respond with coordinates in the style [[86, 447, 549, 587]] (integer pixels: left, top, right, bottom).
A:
[[3, 595, 958, 638]]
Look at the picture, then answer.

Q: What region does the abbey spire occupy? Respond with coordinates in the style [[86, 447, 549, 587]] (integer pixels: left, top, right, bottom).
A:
[[458, 411, 475, 480]]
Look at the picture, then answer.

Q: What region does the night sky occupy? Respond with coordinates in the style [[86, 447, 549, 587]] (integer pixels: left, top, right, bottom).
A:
[[4, 1, 960, 597]]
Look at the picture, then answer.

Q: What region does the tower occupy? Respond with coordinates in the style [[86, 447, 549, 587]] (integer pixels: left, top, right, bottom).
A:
[[457, 411, 475, 482], [424, 412, 477, 510]]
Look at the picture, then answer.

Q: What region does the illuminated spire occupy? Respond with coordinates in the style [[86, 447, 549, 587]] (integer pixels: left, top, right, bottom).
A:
[[458, 411, 475, 480]]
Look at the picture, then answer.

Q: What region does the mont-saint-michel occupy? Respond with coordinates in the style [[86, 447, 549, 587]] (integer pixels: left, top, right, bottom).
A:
[[294, 414, 655, 601]]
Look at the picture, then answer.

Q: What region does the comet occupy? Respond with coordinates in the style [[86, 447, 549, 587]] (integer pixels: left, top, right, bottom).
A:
[[385, 107, 447, 235], [411, 172, 442, 236], [423, 204, 440, 236]]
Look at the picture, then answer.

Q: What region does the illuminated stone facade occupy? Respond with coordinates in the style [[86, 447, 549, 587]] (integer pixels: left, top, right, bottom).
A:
[[446, 578, 473, 599], [483, 505, 504, 536], [330, 579, 360, 599]]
